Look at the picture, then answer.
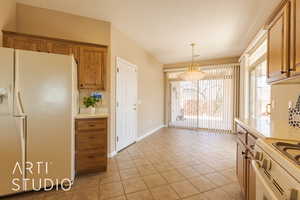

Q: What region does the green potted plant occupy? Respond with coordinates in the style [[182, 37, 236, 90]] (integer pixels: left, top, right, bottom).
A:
[[83, 92, 102, 114]]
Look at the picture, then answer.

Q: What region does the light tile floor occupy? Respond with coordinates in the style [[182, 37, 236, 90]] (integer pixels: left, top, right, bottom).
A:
[[3, 128, 244, 200]]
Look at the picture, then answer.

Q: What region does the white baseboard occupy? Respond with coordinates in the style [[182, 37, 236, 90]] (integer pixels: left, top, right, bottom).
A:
[[108, 151, 117, 158], [136, 124, 166, 142], [109, 125, 166, 157]]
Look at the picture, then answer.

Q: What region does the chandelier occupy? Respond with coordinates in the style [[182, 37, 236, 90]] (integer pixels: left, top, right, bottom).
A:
[[178, 43, 205, 81]]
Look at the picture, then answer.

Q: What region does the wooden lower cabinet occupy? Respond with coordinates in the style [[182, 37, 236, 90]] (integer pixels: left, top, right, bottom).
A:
[[247, 156, 256, 200], [75, 118, 107, 174], [237, 140, 247, 195], [236, 123, 257, 200]]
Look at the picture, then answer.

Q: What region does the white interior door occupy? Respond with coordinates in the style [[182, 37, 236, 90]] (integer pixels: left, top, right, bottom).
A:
[[116, 57, 138, 152]]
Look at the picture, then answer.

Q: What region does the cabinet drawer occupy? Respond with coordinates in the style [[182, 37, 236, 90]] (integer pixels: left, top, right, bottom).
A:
[[76, 151, 107, 172], [76, 131, 106, 151], [247, 133, 257, 152], [76, 119, 107, 131], [237, 125, 247, 144]]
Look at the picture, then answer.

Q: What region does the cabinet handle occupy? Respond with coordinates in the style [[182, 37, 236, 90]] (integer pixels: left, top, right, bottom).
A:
[[89, 124, 95, 127], [88, 155, 95, 159], [250, 144, 255, 149], [242, 151, 246, 155], [290, 189, 298, 200], [281, 70, 287, 74]]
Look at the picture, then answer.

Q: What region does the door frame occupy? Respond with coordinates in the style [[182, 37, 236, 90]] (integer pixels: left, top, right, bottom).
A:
[[115, 56, 138, 152]]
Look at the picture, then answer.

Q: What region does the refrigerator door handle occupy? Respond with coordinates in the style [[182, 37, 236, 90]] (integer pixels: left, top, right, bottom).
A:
[[7, 84, 13, 115], [17, 91, 25, 115], [14, 91, 26, 117], [14, 116, 27, 149], [14, 115, 27, 182], [21, 116, 27, 143]]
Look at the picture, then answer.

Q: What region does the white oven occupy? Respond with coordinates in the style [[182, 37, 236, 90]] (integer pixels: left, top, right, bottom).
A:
[[253, 144, 300, 200], [252, 160, 282, 200]]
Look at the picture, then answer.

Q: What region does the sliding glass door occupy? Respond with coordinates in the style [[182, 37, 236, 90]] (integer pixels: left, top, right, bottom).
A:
[[170, 81, 198, 128], [169, 66, 238, 133]]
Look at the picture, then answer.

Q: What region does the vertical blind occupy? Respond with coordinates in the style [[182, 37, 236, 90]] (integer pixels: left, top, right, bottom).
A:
[[168, 64, 239, 133]]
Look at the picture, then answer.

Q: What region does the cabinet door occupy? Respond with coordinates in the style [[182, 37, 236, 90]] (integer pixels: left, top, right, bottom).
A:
[[3, 34, 46, 52], [72, 45, 81, 65], [46, 40, 73, 55], [290, 0, 300, 75], [247, 157, 256, 200], [267, 1, 290, 82], [79, 46, 106, 90], [236, 141, 247, 196]]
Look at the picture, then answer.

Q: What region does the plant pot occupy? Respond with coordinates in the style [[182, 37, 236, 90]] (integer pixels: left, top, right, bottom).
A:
[[89, 107, 96, 115]]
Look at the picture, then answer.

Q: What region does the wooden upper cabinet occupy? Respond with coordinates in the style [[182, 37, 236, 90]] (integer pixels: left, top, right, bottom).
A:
[[79, 46, 106, 90], [46, 40, 73, 55], [2, 31, 107, 91], [3, 32, 46, 52], [267, 1, 290, 82], [290, 0, 300, 75]]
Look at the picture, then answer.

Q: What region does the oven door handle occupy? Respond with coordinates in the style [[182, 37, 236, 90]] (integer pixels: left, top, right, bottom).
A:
[[251, 160, 280, 200]]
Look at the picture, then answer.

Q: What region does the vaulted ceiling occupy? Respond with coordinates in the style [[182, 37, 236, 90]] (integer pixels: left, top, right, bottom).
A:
[[16, 0, 281, 64]]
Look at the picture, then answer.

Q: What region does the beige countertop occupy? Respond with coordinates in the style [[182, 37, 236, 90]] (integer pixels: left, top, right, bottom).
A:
[[235, 118, 300, 141], [75, 113, 109, 119]]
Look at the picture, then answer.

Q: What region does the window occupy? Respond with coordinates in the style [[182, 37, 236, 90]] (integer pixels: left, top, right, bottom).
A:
[[168, 65, 239, 133], [247, 39, 270, 122]]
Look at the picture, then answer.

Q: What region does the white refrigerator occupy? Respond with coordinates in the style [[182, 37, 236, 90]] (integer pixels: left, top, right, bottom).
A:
[[0, 47, 76, 196]]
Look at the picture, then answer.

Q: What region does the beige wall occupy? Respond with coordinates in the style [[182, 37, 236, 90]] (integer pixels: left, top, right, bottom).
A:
[[110, 27, 164, 153], [16, 3, 110, 46], [0, 0, 17, 46]]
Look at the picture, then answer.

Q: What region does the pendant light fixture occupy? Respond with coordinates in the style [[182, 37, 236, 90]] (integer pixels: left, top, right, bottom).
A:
[[178, 43, 205, 81]]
